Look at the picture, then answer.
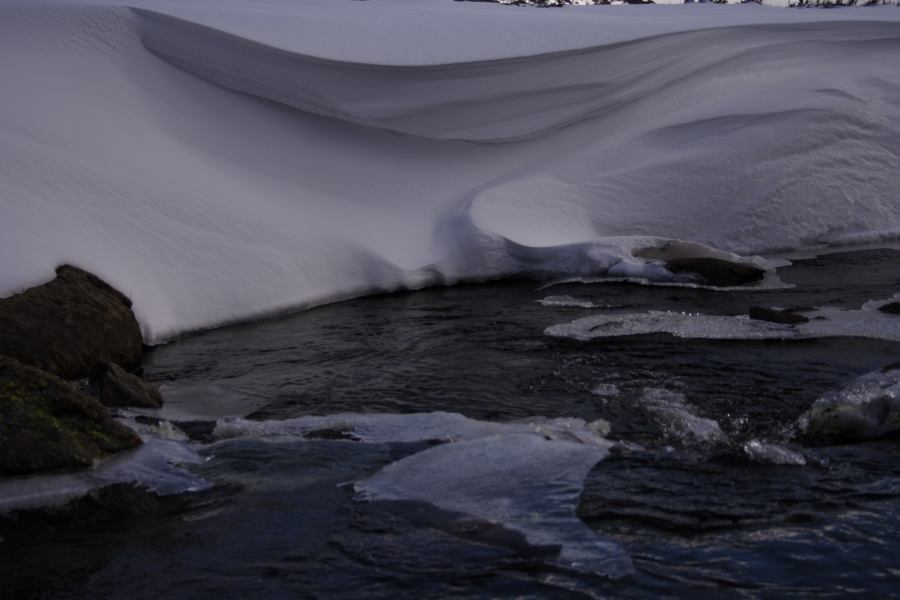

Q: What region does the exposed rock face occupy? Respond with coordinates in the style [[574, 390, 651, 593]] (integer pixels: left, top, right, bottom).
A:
[[101, 363, 163, 409], [0, 265, 142, 380], [0, 355, 142, 475], [748, 306, 810, 325], [665, 258, 765, 287]]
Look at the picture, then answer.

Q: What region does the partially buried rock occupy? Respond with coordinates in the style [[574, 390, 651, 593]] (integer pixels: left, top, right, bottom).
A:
[[0, 265, 142, 379], [666, 257, 765, 287], [0, 355, 142, 475], [748, 306, 810, 325], [101, 363, 163, 409], [878, 301, 900, 315]]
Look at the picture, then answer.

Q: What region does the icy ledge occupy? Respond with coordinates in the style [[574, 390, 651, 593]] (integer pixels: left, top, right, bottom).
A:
[[0, 438, 209, 513], [545, 302, 900, 343], [212, 411, 631, 577]]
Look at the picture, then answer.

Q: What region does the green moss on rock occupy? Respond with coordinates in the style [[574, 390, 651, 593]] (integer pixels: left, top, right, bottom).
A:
[[0, 355, 142, 475]]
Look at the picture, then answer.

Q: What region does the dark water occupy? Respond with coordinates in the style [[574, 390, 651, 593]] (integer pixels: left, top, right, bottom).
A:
[[3, 248, 900, 598]]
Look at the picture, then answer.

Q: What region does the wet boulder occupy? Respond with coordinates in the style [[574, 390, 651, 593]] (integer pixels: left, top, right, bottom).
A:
[[798, 367, 900, 445], [665, 257, 765, 287], [101, 363, 163, 409], [0, 265, 142, 380], [0, 355, 142, 475], [748, 306, 810, 325], [878, 301, 900, 315]]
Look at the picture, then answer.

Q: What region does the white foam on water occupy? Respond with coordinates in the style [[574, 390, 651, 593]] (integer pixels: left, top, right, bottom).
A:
[[799, 368, 900, 442], [742, 440, 806, 466], [538, 295, 602, 309], [640, 388, 726, 445], [591, 383, 621, 398]]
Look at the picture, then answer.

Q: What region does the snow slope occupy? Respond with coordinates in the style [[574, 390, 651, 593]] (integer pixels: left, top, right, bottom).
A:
[[1, 0, 900, 341]]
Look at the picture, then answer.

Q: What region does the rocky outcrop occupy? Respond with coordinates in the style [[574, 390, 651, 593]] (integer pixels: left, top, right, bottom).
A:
[[0, 355, 142, 475], [101, 363, 163, 409], [0, 265, 142, 379], [665, 257, 765, 287], [748, 306, 810, 325]]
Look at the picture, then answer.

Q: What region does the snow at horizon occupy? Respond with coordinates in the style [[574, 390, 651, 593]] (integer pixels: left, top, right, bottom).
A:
[[2, 0, 899, 341]]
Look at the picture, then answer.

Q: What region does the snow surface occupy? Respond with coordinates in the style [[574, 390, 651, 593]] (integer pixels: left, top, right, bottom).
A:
[[2, 0, 900, 341]]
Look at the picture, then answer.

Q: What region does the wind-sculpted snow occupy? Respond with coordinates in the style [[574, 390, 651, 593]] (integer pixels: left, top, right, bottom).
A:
[[1, 1, 900, 340], [138, 11, 900, 143]]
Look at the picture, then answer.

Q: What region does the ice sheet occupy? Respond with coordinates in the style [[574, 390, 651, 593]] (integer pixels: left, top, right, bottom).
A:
[[0, 439, 209, 513], [356, 433, 630, 577], [546, 305, 900, 342]]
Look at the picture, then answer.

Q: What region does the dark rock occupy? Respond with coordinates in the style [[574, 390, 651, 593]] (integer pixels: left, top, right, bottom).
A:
[[0, 355, 142, 475], [305, 427, 359, 441], [101, 363, 162, 409], [878, 301, 900, 315], [665, 257, 765, 287], [172, 420, 218, 442], [0, 483, 193, 542], [0, 265, 142, 380], [748, 306, 810, 325]]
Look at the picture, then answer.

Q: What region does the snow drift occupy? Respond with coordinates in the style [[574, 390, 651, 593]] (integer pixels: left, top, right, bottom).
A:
[[2, 0, 900, 341]]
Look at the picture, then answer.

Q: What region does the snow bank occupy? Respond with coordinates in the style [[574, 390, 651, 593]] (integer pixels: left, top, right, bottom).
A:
[[1, 0, 899, 341]]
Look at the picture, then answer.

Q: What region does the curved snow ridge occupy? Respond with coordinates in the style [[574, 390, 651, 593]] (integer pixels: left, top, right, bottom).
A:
[[3, 2, 900, 342], [135, 11, 900, 142]]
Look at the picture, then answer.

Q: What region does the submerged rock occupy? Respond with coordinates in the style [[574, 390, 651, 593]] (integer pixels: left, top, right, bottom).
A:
[[799, 367, 900, 445], [665, 257, 765, 287], [748, 306, 810, 325], [0, 265, 142, 379], [0, 355, 142, 475], [0, 482, 192, 542], [101, 363, 163, 409]]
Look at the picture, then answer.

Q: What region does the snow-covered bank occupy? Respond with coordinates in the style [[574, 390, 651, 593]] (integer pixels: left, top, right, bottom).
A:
[[1, 1, 899, 341]]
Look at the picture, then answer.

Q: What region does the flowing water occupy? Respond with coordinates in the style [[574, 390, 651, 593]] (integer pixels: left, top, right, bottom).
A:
[[3, 248, 900, 598]]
